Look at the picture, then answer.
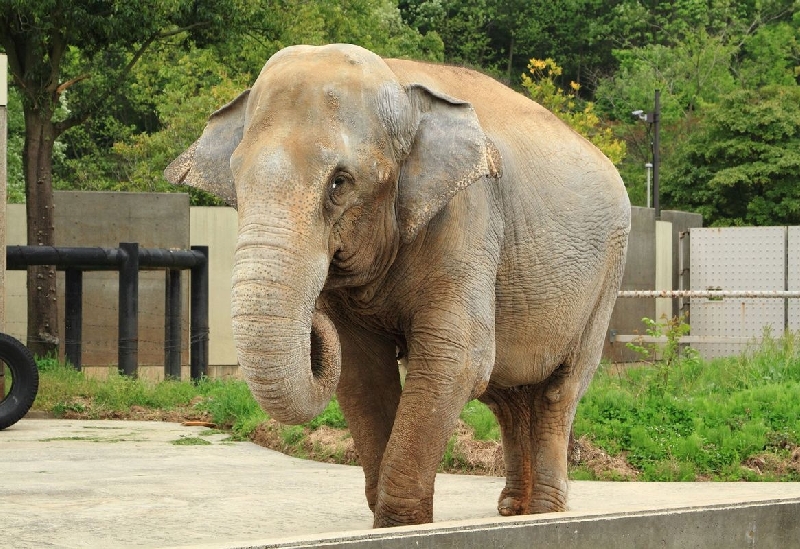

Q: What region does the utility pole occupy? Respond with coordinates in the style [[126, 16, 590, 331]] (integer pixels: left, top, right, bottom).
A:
[[653, 89, 661, 219]]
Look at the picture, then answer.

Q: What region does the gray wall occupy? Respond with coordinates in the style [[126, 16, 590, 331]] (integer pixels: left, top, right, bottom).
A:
[[5, 192, 191, 378], [604, 207, 703, 362]]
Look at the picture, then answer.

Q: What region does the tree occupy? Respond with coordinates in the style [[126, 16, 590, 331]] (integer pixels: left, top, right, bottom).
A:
[[521, 58, 626, 165], [665, 85, 800, 226], [56, 0, 443, 203], [0, 0, 254, 356]]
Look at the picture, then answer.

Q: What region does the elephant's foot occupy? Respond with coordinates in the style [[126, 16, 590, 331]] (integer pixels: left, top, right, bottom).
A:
[[528, 475, 568, 514], [373, 494, 433, 527], [497, 486, 531, 516]]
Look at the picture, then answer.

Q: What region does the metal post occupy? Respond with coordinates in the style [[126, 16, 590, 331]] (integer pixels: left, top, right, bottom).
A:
[[164, 269, 182, 379], [190, 246, 209, 381], [118, 243, 139, 377], [65, 269, 83, 371], [1, 54, 8, 395], [1, 54, 8, 336], [653, 89, 661, 219]]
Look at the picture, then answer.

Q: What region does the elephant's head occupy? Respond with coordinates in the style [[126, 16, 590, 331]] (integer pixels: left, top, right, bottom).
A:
[[165, 44, 501, 424]]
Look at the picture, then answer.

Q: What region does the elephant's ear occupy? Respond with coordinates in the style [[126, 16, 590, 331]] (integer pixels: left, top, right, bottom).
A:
[[397, 84, 502, 244], [163, 90, 251, 208]]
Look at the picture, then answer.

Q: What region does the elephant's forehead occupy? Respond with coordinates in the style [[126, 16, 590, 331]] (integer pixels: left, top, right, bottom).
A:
[[251, 48, 396, 114]]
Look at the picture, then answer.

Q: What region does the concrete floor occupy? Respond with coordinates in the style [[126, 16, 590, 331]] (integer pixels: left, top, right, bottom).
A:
[[2, 419, 799, 548]]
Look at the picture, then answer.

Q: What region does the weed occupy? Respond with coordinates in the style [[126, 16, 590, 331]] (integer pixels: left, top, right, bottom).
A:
[[625, 314, 700, 393], [171, 436, 212, 446], [460, 400, 499, 441]]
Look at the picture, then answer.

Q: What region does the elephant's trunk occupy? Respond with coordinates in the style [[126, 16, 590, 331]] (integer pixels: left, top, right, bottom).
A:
[[231, 219, 340, 425]]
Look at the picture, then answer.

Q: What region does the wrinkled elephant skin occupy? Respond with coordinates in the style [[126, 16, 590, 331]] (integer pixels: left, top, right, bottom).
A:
[[165, 44, 631, 528]]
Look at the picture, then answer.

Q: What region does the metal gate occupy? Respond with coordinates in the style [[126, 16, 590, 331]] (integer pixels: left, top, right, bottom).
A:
[[690, 226, 799, 358]]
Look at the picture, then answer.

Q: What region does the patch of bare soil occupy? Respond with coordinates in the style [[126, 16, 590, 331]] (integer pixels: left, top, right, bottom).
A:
[[249, 420, 640, 481], [743, 445, 800, 478], [569, 435, 640, 480], [250, 419, 360, 465]]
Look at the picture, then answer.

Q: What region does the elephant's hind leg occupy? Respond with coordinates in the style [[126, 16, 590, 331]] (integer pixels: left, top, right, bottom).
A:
[[528, 261, 625, 513], [479, 384, 534, 516]]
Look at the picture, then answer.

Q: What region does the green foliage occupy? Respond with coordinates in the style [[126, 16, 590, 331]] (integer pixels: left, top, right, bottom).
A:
[[195, 378, 267, 438], [625, 315, 700, 393], [4, 86, 26, 203], [576, 331, 800, 481], [171, 436, 212, 446], [665, 85, 800, 226], [460, 399, 499, 441], [521, 58, 626, 165], [308, 399, 348, 430]]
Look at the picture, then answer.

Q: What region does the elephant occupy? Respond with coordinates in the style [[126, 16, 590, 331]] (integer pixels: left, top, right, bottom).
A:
[[165, 43, 630, 528]]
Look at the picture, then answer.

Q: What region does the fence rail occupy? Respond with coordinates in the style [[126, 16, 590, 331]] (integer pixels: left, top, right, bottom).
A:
[[612, 289, 799, 347], [6, 243, 208, 379], [618, 290, 800, 298]]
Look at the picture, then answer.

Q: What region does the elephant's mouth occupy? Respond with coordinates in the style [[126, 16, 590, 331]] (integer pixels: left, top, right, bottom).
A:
[[310, 309, 339, 378]]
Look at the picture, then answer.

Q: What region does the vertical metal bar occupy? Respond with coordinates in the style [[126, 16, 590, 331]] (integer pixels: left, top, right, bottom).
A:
[[118, 243, 139, 377], [653, 89, 661, 220], [190, 246, 209, 381], [1, 54, 7, 340], [65, 269, 83, 371], [785, 226, 789, 334], [164, 269, 182, 379]]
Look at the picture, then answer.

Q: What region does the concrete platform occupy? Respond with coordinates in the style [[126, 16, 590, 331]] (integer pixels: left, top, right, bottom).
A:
[[2, 419, 799, 548]]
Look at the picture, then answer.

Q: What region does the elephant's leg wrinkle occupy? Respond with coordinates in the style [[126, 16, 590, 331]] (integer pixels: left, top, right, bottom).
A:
[[373, 367, 477, 527], [480, 384, 534, 517], [333, 323, 401, 513]]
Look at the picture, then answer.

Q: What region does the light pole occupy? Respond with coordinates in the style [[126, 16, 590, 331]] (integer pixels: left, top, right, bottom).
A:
[[632, 89, 661, 219]]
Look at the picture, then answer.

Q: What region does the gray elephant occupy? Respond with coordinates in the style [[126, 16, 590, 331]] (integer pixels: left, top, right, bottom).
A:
[[165, 44, 630, 528]]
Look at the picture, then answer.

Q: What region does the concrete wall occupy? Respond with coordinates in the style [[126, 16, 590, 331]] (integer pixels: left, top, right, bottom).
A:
[[604, 207, 703, 362], [5, 192, 191, 379], [190, 206, 238, 376], [261, 499, 800, 549]]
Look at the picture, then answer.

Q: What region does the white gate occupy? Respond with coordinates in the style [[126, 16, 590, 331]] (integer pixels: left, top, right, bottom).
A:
[[690, 227, 797, 358]]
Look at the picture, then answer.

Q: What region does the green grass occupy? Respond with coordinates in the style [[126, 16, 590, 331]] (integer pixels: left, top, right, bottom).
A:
[[574, 331, 800, 481], [32, 362, 266, 440]]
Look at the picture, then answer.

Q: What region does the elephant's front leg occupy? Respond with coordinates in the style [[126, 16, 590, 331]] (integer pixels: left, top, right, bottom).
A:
[[373, 318, 494, 527], [334, 323, 402, 512]]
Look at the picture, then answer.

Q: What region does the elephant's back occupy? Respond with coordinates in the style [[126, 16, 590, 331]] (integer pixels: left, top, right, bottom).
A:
[[386, 59, 631, 386], [385, 58, 559, 136], [384, 58, 628, 216]]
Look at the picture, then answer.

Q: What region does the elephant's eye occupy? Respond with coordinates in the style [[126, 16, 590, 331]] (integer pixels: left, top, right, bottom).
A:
[[328, 172, 352, 204]]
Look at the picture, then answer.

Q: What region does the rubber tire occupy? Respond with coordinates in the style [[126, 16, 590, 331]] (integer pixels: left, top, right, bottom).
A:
[[0, 333, 40, 430]]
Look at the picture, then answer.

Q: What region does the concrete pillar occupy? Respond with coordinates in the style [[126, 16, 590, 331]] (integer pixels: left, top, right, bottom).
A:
[[1, 53, 8, 332], [655, 220, 673, 322]]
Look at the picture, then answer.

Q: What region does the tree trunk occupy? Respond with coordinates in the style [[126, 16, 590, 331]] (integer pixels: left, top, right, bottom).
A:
[[506, 35, 515, 84], [23, 109, 59, 357]]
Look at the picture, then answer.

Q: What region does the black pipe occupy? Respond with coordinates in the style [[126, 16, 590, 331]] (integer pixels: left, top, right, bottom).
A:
[[165, 269, 182, 379], [65, 269, 83, 371], [118, 243, 139, 377], [190, 246, 209, 381], [6, 246, 205, 271], [6, 244, 209, 378]]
